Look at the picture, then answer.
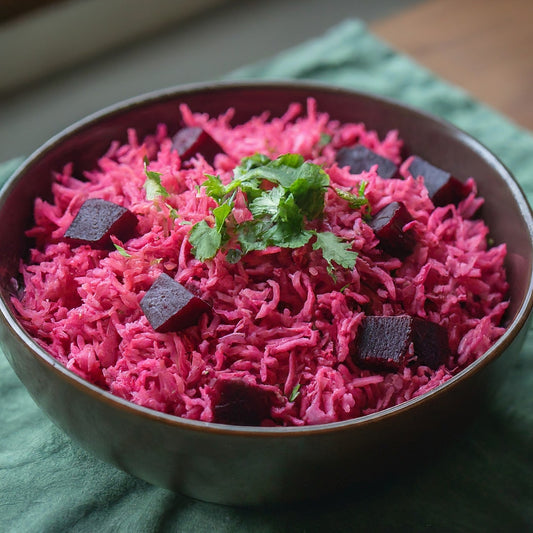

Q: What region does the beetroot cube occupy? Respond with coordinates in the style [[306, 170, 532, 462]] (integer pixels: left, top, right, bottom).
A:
[[355, 315, 413, 371], [353, 315, 449, 371], [408, 156, 469, 206], [140, 273, 210, 332], [213, 379, 273, 426], [171, 126, 223, 164], [65, 198, 136, 247], [412, 317, 450, 369], [368, 201, 416, 258], [336, 145, 397, 179]]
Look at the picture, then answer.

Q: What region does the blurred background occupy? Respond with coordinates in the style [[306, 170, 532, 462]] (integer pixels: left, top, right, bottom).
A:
[[1, 0, 532, 162], [0, 0, 422, 162]]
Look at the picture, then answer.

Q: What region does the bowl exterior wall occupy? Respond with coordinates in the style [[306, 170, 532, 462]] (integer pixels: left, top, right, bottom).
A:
[[2, 314, 527, 505]]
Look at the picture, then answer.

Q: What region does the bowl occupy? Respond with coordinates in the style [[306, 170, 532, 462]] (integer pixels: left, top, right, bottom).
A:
[[1, 81, 532, 506]]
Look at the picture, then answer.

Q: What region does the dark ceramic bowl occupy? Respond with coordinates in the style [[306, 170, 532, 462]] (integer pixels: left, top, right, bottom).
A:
[[1, 81, 532, 506]]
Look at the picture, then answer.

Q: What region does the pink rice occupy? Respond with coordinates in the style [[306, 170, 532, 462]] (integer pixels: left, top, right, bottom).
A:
[[13, 99, 509, 426]]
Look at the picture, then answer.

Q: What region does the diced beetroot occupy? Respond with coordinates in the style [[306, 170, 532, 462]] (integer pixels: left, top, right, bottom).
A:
[[64, 198, 137, 248], [140, 273, 210, 332], [355, 315, 413, 371], [171, 126, 223, 164], [353, 315, 449, 371], [408, 156, 469, 206], [336, 145, 397, 179], [368, 201, 416, 258], [411, 317, 450, 369], [213, 379, 273, 426]]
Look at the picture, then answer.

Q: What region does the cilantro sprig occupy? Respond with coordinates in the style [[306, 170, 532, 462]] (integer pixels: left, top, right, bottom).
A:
[[113, 243, 131, 258], [189, 153, 367, 276], [143, 158, 183, 223], [289, 383, 301, 402], [335, 180, 368, 210], [143, 157, 170, 201]]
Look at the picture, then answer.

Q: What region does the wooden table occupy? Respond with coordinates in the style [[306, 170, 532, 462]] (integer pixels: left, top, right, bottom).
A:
[[371, 0, 533, 131]]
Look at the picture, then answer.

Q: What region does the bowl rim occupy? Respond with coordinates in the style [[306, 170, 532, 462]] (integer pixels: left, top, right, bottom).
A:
[[2, 79, 533, 437]]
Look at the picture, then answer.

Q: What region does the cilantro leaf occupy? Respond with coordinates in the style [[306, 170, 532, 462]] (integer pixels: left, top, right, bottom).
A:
[[247, 189, 310, 251], [143, 159, 170, 200], [226, 249, 242, 264], [213, 203, 232, 233], [237, 219, 272, 254], [335, 180, 368, 209], [318, 132, 332, 147], [289, 172, 328, 219], [312, 231, 358, 273], [248, 186, 285, 219], [233, 153, 272, 178], [201, 174, 228, 204], [276, 193, 304, 228], [263, 223, 312, 249], [235, 153, 328, 191], [113, 243, 131, 258], [189, 220, 222, 261], [189, 153, 363, 278], [164, 202, 179, 220], [240, 154, 329, 221], [289, 383, 301, 402], [236, 153, 305, 188], [189, 197, 232, 261]]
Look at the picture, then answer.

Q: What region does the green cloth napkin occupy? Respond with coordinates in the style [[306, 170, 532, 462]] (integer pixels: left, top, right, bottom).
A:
[[1, 19, 532, 532]]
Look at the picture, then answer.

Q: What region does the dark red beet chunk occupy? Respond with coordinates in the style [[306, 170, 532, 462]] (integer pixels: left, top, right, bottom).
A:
[[353, 315, 449, 371], [171, 126, 223, 164], [213, 380, 273, 426], [368, 201, 416, 258], [408, 156, 469, 207], [140, 273, 210, 333], [336, 145, 397, 179], [64, 198, 136, 248], [411, 317, 450, 369], [355, 316, 412, 371]]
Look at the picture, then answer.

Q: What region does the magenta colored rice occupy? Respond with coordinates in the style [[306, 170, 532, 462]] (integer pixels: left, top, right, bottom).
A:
[[13, 99, 509, 426]]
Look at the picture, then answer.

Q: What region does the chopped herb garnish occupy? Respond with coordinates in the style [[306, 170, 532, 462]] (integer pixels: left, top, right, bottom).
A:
[[335, 180, 368, 209], [113, 243, 131, 258], [165, 203, 179, 220], [213, 203, 233, 233], [311, 231, 358, 277], [226, 248, 242, 264], [143, 157, 170, 200], [202, 173, 231, 204], [189, 153, 367, 275], [318, 132, 332, 148], [289, 383, 301, 402], [189, 219, 223, 262]]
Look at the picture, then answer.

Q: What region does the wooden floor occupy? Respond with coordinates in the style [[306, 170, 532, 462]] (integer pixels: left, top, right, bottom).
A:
[[371, 0, 533, 131]]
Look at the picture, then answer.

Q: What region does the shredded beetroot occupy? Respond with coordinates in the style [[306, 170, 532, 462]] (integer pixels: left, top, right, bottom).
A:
[[12, 99, 509, 426]]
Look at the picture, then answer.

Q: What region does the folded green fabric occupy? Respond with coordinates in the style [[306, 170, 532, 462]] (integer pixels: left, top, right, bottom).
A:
[[1, 19, 532, 532]]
